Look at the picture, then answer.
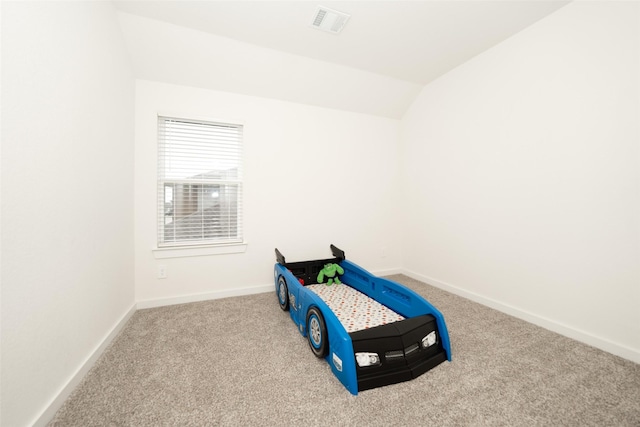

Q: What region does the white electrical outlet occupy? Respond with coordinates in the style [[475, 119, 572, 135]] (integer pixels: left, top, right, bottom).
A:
[[381, 246, 387, 258], [158, 265, 167, 279]]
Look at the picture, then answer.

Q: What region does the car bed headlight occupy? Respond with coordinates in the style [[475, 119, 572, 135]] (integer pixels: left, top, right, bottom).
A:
[[355, 352, 381, 367], [422, 331, 437, 348]]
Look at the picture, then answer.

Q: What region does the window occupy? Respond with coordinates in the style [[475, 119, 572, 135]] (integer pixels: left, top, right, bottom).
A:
[[158, 116, 243, 248]]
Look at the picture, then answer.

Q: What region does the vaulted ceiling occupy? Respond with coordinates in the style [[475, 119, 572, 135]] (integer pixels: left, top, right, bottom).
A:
[[114, 1, 570, 118]]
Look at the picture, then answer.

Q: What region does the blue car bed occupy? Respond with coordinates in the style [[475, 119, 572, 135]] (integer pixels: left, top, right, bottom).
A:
[[274, 245, 451, 395]]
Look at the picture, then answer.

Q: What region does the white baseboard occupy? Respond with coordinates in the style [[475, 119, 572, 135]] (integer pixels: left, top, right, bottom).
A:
[[402, 269, 640, 364], [373, 267, 404, 277], [32, 303, 137, 427], [136, 283, 274, 309]]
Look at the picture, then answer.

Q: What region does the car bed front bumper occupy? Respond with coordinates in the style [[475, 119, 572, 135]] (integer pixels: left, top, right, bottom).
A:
[[350, 314, 447, 392]]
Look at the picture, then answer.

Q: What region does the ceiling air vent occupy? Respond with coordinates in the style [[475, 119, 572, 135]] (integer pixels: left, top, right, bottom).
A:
[[311, 6, 350, 34]]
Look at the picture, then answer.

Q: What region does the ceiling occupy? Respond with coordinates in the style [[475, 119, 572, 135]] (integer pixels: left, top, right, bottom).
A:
[[114, 0, 571, 118]]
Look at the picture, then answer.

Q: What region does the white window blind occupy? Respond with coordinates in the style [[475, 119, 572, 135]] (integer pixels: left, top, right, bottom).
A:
[[158, 116, 243, 247]]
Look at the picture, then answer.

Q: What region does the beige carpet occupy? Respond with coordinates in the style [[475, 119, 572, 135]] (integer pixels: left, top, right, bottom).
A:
[[48, 275, 640, 426]]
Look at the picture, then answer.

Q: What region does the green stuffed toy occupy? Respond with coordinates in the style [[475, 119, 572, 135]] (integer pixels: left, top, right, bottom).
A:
[[317, 263, 344, 286]]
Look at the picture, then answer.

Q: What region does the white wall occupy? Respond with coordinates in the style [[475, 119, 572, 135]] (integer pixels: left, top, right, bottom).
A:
[[135, 81, 402, 306], [401, 1, 640, 361], [1, 2, 135, 426]]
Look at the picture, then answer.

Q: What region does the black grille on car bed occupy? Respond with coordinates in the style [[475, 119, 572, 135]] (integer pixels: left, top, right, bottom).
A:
[[350, 314, 447, 392]]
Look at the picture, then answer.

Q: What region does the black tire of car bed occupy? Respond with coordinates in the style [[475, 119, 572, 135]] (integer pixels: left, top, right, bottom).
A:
[[307, 307, 328, 358], [277, 276, 289, 311]]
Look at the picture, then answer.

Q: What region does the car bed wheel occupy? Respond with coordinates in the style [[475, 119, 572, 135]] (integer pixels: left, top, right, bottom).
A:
[[307, 307, 328, 358], [277, 276, 289, 311]]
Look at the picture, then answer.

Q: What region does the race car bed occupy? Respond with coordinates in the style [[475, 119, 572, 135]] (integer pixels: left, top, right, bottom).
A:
[[274, 245, 451, 395]]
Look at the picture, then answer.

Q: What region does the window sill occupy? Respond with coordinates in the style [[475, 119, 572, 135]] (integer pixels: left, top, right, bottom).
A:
[[152, 242, 248, 259]]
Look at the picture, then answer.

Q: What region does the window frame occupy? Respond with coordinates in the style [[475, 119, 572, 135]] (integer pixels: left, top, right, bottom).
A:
[[155, 114, 246, 256]]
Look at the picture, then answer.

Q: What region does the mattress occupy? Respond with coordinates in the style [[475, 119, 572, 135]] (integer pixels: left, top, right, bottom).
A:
[[306, 283, 405, 333]]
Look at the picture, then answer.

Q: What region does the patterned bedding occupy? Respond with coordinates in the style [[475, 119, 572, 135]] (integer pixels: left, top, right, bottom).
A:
[[306, 283, 405, 333]]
